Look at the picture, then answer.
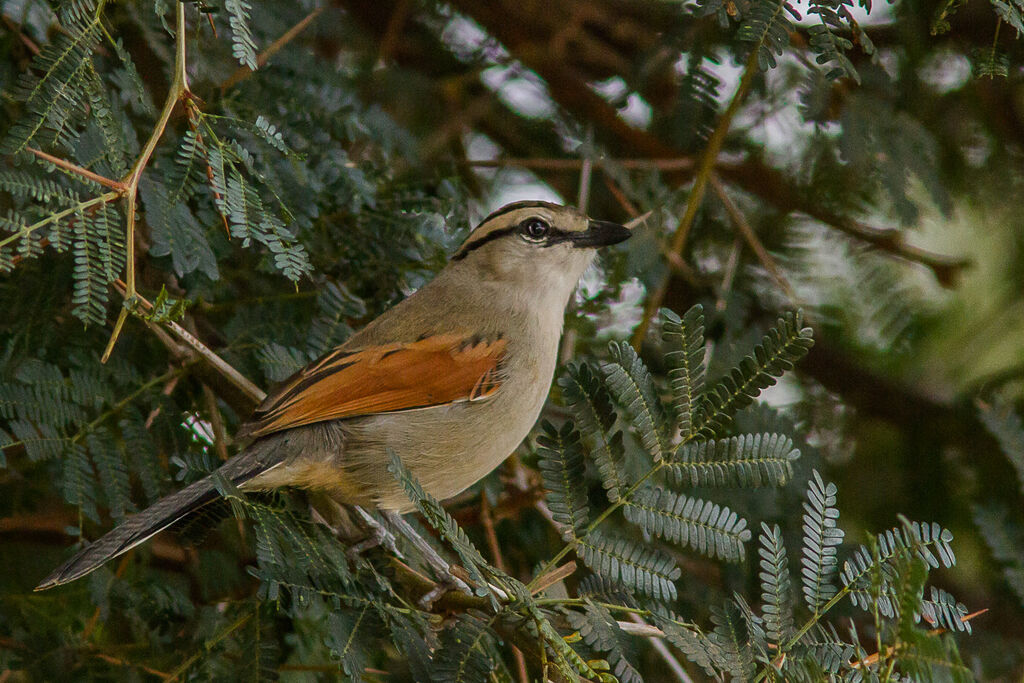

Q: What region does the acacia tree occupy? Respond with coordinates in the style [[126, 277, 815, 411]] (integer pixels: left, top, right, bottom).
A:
[[1, 0, 1023, 680]]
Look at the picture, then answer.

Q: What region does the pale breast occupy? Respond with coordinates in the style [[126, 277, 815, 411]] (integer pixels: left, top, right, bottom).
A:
[[338, 348, 555, 510]]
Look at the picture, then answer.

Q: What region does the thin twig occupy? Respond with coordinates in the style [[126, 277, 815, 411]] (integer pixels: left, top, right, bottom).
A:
[[378, 0, 412, 64], [603, 174, 639, 216], [0, 191, 120, 251], [465, 157, 695, 171], [221, 6, 325, 90], [716, 235, 743, 313], [1, 14, 40, 54], [710, 173, 797, 303], [203, 384, 229, 460], [26, 147, 126, 191], [529, 561, 577, 595], [627, 614, 694, 683], [113, 280, 265, 404], [631, 45, 762, 348], [480, 496, 528, 683], [102, 1, 192, 363], [92, 652, 169, 678]]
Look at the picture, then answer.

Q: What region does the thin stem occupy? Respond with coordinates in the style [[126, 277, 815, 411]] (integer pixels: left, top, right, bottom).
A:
[[465, 157, 696, 171], [753, 585, 852, 682], [113, 280, 266, 405], [629, 612, 694, 683], [70, 365, 190, 446], [0, 191, 120, 251], [103, 2, 190, 361], [709, 173, 797, 304], [122, 4, 189, 192], [631, 45, 762, 348], [526, 455, 670, 593], [162, 612, 253, 681], [26, 147, 126, 190], [220, 6, 325, 90]]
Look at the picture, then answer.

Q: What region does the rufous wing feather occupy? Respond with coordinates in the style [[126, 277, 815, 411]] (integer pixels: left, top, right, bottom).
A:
[[238, 334, 507, 439]]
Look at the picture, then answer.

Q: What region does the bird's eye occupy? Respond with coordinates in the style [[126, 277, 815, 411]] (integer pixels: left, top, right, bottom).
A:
[[521, 218, 550, 241]]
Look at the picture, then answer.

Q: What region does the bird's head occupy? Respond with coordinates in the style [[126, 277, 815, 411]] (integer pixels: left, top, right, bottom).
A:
[[450, 201, 630, 294]]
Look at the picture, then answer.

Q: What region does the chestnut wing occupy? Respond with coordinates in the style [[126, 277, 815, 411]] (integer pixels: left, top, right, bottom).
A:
[[238, 334, 507, 439]]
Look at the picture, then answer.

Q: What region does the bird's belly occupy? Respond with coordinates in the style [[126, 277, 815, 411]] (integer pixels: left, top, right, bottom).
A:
[[341, 391, 540, 510], [245, 383, 547, 512]]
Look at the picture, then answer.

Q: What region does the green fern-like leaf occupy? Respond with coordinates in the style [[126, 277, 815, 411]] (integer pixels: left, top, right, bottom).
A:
[[0, 360, 83, 428], [225, 0, 259, 70], [71, 209, 113, 325], [921, 586, 971, 634], [648, 613, 722, 677], [566, 602, 643, 683], [0, 170, 82, 204], [806, 0, 859, 82], [119, 410, 164, 504], [3, 18, 101, 153], [694, 311, 813, 438], [660, 305, 706, 438], [257, 343, 310, 382], [603, 341, 670, 460], [218, 160, 311, 281], [737, 0, 800, 71], [140, 178, 219, 280], [536, 421, 590, 541], [240, 495, 353, 596], [897, 627, 973, 682], [841, 518, 956, 615], [167, 128, 207, 204], [559, 362, 626, 501], [142, 285, 191, 324], [973, 503, 1024, 608], [992, 0, 1024, 34], [431, 612, 497, 683], [668, 432, 800, 488], [801, 470, 843, 613], [577, 530, 681, 601], [758, 522, 793, 644], [86, 430, 132, 521], [308, 281, 365, 354], [708, 601, 757, 681], [62, 442, 100, 523], [9, 419, 64, 462], [623, 486, 751, 561], [81, 66, 130, 176], [972, 45, 1009, 78], [327, 605, 381, 683]]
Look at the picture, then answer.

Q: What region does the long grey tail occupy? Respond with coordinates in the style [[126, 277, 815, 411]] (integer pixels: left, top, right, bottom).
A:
[[35, 448, 276, 591]]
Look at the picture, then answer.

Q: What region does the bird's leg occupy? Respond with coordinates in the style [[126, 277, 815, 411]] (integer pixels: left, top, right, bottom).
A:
[[381, 509, 472, 606], [346, 506, 402, 559], [307, 495, 402, 559]]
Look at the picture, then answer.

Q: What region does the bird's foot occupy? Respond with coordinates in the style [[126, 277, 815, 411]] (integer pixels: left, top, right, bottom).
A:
[[380, 510, 474, 604], [417, 566, 474, 610], [346, 506, 402, 560]]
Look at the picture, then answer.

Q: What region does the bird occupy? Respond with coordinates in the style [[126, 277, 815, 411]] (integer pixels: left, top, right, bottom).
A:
[[36, 200, 631, 590]]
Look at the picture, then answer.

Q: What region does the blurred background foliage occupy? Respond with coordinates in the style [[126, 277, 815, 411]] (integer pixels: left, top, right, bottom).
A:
[[1, 0, 1024, 679]]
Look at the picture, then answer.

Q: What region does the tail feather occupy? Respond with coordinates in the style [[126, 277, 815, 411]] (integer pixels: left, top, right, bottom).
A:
[[35, 448, 279, 591]]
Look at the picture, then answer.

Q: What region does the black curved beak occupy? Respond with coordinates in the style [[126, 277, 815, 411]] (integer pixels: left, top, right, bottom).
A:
[[572, 220, 632, 248]]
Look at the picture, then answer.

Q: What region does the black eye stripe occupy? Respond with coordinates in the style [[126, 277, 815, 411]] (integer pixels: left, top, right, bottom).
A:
[[539, 227, 574, 246], [452, 223, 577, 260], [451, 226, 517, 261]]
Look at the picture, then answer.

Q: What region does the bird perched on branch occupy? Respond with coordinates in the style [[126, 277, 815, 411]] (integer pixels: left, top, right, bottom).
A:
[[37, 201, 631, 590]]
